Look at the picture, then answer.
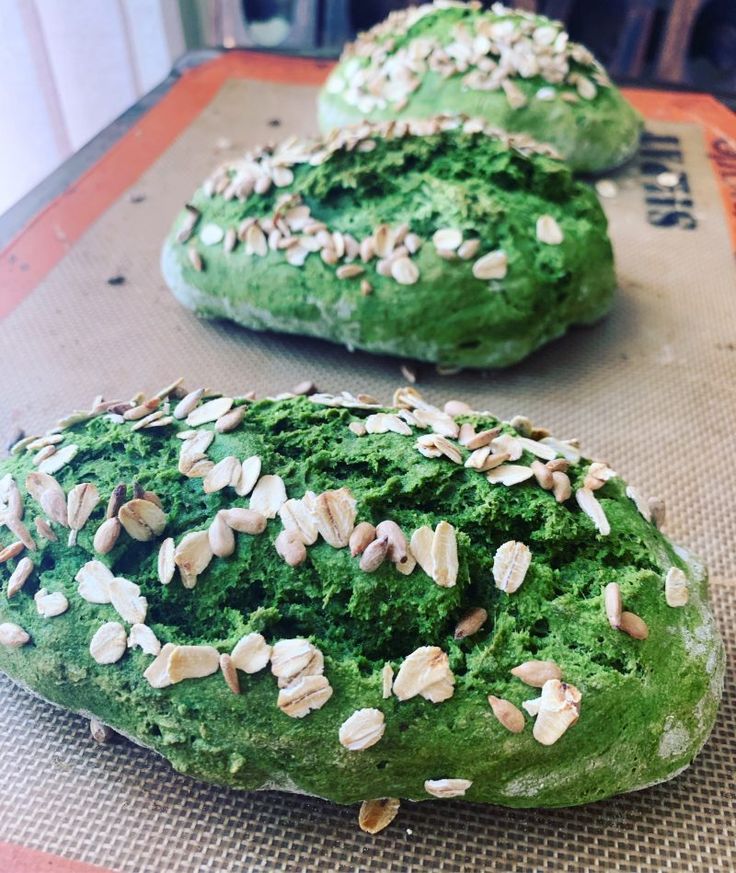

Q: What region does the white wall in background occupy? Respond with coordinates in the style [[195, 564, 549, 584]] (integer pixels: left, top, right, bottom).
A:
[[0, 0, 184, 217]]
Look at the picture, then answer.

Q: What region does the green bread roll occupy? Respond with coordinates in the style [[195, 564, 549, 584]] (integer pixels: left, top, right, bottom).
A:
[[318, 1, 642, 174], [162, 116, 616, 369], [0, 382, 723, 816]]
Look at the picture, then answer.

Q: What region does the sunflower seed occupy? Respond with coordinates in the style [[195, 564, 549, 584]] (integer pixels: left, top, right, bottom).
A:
[[177, 204, 200, 243], [90, 622, 127, 664], [464, 427, 501, 449], [431, 521, 458, 588], [493, 541, 532, 594], [410, 526, 434, 577], [277, 674, 333, 718], [454, 607, 487, 639], [0, 622, 30, 648], [457, 239, 480, 260], [665, 567, 688, 607], [551, 471, 572, 503], [153, 537, 175, 586], [109, 576, 147, 624], [375, 520, 407, 564], [245, 224, 268, 256], [619, 611, 649, 639], [66, 483, 100, 546], [424, 778, 472, 799], [142, 643, 175, 687], [488, 696, 525, 733], [532, 680, 581, 745], [401, 232, 420, 254], [32, 445, 56, 466], [432, 228, 463, 251], [128, 623, 161, 656], [531, 459, 554, 489], [1, 476, 23, 519], [124, 401, 159, 422], [365, 413, 412, 436], [231, 632, 271, 673], [393, 646, 455, 703], [336, 264, 365, 280], [0, 541, 24, 563], [174, 530, 213, 586], [275, 529, 307, 566], [177, 431, 213, 473], [418, 434, 463, 464], [5, 516, 35, 551], [25, 472, 68, 526], [186, 397, 233, 427], [76, 560, 114, 603], [35, 588, 69, 618], [89, 719, 114, 744], [391, 256, 420, 285], [575, 487, 610, 535], [491, 433, 522, 460], [604, 581, 622, 628], [576, 75, 597, 100], [373, 224, 394, 258], [118, 499, 166, 541], [219, 508, 266, 537], [339, 708, 385, 751], [7, 557, 33, 598], [219, 653, 240, 693], [511, 660, 562, 687], [502, 78, 527, 108], [249, 474, 287, 519], [34, 517, 57, 542], [215, 406, 246, 434], [203, 456, 240, 494], [473, 250, 507, 280], [536, 215, 564, 245], [93, 517, 120, 554], [358, 798, 400, 835], [174, 388, 205, 420], [208, 512, 236, 558], [105, 484, 127, 519], [223, 227, 237, 252], [626, 485, 651, 522], [487, 464, 534, 486], [359, 535, 388, 572], [381, 662, 394, 699], [168, 645, 220, 684]]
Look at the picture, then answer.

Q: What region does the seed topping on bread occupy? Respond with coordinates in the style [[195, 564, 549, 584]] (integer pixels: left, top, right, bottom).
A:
[[1, 377, 693, 822], [328, 1, 608, 115]]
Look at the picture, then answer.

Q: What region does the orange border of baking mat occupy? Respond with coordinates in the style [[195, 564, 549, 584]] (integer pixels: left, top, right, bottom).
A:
[[0, 841, 118, 873], [0, 51, 734, 323]]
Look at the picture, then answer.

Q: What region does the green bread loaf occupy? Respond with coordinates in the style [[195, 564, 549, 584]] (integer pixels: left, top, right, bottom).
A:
[[318, 1, 642, 174], [162, 117, 616, 369], [0, 382, 723, 813]]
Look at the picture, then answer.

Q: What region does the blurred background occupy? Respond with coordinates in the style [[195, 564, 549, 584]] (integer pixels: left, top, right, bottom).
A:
[[1, 0, 735, 218]]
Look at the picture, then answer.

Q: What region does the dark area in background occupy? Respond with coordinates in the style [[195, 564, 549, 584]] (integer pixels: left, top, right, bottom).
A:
[[240, 0, 736, 98]]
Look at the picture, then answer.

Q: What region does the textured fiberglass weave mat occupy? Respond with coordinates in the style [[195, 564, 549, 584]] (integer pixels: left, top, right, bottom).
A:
[[0, 77, 734, 871]]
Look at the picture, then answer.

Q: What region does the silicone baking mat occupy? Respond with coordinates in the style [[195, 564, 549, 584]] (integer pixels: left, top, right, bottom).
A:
[[0, 54, 735, 872]]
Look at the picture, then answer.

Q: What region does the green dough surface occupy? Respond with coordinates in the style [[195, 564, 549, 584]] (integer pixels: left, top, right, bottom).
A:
[[162, 118, 616, 369], [0, 385, 723, 807], [318, 1, 642, 174]]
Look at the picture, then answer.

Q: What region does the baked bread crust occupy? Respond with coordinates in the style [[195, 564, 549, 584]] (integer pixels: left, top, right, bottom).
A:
[[162, 116, 615, 369], [318, 1, 642, 174], [0, 384, 723, 807]]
